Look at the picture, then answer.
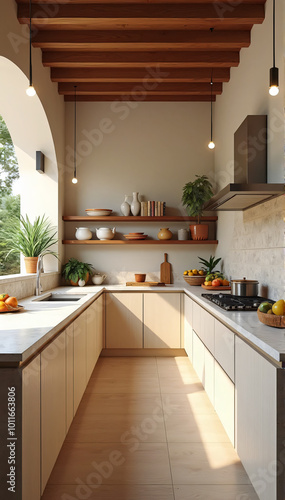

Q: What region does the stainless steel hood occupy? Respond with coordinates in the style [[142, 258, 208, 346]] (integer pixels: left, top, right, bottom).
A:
[[204, 115, 284, 211], [204, 183, 284, 211]]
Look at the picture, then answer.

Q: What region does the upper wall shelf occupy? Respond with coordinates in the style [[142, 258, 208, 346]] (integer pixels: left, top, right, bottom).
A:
[[62, 216, 218, 222]]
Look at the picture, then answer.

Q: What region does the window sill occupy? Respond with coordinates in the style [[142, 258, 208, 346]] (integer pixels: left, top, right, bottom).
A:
[[0, 272, 60, 284]]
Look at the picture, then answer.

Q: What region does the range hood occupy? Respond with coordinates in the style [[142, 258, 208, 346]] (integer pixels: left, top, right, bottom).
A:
[[204, 115, 284, 211]]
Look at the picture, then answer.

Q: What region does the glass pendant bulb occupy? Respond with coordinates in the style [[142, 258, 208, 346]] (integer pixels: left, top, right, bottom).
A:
[[269, 85, 279, 96], [26, 85, 36, 97], [208, 141, 215, 150], [72, 177, 78, 184]]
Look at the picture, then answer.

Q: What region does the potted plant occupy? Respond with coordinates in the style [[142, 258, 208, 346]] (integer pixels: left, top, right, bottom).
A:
[[3, 214, 58, 273], [62, 258, 94, 286], [181, 175, 213, 240]]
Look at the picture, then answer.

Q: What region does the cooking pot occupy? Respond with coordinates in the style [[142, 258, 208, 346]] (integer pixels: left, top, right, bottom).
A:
[[231, 278, 259, 296]]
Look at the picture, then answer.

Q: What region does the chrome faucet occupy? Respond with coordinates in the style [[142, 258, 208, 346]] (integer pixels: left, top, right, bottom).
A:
[[35, 255, 43, 296]]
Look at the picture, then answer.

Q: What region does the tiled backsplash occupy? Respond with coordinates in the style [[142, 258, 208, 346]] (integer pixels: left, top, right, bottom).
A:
[[222, 196, 285, 300]]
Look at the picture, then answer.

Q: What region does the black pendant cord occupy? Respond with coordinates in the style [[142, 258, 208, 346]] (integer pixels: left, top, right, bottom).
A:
[[74, 86, 77, 179], [272, 0, 276, 68], [29, 0, 32, 85], [210, 70, 213, 142]]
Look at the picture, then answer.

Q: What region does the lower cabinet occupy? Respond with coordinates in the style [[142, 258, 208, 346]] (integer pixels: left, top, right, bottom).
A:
[[192, 331, 205, 383], [105, 293, 143, 348], [41, 331, 66, 492], [214, 361, 235, 445], [74, 311, 87, 413], [22, 356, 41, 500], [144, 293, 181, 348], [95, 294, 104, 361], [65, 323, 74, 431], [235, 335, 276, 500], [184, 294, 193, 361]]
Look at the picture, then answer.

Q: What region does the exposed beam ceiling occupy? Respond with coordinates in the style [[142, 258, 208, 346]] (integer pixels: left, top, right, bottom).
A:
[[15, 1, 266, 101]]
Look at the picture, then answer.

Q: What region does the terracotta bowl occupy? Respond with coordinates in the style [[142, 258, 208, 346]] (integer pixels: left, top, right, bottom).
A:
[[135, 274, 146, 283]]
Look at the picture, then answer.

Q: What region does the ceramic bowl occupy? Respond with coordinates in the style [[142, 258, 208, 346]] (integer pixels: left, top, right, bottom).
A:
[[135, 274, 146, 283]]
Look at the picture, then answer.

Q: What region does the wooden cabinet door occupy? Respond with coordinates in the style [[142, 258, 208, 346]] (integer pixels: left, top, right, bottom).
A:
[[86, 302, 97, 381], [22, 355, 41, 500], [184, 295, 193, 361], [192, 331, 205, 384], [41, 331, 66, 492], [74, 312, 87, 412], [214, 361, 235, 445], [95, 294, 104, 361], [235, 336, 276, 500], [65, 323, 74, 430], [204, 348, 215, 405], [106, 293, 143, 348], [200, 308, 215, 355], [144, 293, 181, 348], [214, 320, 235, 382]]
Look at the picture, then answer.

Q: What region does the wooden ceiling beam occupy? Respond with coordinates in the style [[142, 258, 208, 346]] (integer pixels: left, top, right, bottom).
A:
[[17, 3, 265, 30], [50, 67, 231, 83], [33, 30, 250, 50], [58, 81, 223, 94], [15, 1, 267, 5], [64, 94, 217, 101], [42, 50, 239, 67]]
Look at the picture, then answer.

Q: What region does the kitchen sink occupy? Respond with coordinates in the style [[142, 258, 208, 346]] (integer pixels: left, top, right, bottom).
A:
[[33, 293, 86, 302]]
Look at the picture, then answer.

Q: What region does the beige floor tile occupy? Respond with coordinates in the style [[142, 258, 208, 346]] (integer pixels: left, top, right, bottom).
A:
[[157, 365, 200, 381], [159, 378, 204, 395], [162, 392, 215, 415], [42, 484, 175, 500], [93, 357, 158, 377], [165, 414, 230, 443], [168, 442, 251, 485], [48, 442, 172, 485], [156, 357, 190, 367], [174, 484, 259, 500], [76, 393, 164, 416], [66, 412, 166, 443], [85, 376, 161, 394]]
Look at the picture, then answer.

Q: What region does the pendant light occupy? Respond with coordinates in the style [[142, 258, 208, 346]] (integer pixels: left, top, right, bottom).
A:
[[208, 71, 215, 150], [72, 86, 78, 184], [269, 0, 279, 96], [26, 0, 36, 97]]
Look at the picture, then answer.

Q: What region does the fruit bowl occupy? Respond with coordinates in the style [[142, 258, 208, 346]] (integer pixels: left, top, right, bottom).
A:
[[257, 309, 285, 328], [184, 275, 205, 286]]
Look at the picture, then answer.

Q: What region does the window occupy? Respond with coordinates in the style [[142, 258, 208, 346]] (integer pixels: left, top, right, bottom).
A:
[[0, 115, 20, 275]]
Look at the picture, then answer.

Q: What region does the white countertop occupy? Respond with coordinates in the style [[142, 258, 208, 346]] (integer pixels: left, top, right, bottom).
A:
[[0, 284, 284, 365]]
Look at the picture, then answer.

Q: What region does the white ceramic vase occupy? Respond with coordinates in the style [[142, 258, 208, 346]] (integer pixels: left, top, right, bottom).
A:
[[121, 195, 131, 216], [131, 192, 140, 216]]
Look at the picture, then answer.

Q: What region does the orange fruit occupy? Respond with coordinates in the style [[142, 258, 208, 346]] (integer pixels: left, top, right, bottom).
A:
[[5, 297, 18, 308], [0, 301, 8, 312], [0, 293, 9, 301]]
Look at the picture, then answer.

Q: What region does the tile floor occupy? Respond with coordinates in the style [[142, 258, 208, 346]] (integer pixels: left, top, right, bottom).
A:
[[42, 356, 259, 500]]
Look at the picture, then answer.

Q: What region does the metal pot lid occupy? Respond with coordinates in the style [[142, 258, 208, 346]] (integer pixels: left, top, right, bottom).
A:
[[231, 278, 259, 284]]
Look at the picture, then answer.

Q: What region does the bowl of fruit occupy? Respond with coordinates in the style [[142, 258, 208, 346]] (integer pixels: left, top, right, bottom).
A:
[[257, 300, 285, 328], [0, 294, 22, 313], [183, 269, 205, 285]]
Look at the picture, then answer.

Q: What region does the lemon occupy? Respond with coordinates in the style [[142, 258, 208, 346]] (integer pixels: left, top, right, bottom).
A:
[[188, 271, 194, 276], [192, 269, 198, 275], [183, 271, 188, 275], [272, 300, 284, 316], [199, 270, 204, 276]]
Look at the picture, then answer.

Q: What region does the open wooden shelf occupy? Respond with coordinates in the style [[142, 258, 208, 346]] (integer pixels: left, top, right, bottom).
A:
[[62, 216, 218, 222], [63, 239, 218, 245]]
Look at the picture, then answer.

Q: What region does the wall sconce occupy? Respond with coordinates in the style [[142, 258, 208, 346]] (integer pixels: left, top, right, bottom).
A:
[[36, 151, 45, 173]]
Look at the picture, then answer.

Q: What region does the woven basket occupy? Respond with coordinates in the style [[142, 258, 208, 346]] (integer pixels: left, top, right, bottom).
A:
[[183, 275, 205, 286], [257, 309, 285, 328]]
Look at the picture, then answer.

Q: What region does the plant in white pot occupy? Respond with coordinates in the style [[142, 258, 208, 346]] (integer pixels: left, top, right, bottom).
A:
[[3, 214, 58, 273], [181, 175, 213, 240]]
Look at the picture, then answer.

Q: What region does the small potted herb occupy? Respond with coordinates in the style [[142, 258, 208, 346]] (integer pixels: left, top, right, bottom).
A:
[[181, 175, 213, 240], [62, 258, 94, 286]]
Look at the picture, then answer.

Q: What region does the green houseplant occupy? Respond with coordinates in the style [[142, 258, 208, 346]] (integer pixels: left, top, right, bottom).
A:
[[181, 175, 213, 240], [62, 258, 94, 286], [3, 214, 58, 273]]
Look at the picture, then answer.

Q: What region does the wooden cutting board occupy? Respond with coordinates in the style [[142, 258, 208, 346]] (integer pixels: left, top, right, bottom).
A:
[[160, 253, 171, 284], [126, 282, 165, 286]]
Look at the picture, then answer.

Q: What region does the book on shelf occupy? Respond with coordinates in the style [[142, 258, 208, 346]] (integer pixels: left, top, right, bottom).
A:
[[143, 201, 166, 216]]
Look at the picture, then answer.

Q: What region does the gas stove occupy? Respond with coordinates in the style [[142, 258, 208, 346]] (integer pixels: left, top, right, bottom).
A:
[[201, 293, 274, 311]]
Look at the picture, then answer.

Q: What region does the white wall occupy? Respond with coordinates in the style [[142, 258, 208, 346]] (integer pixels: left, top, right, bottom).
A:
[[213, 0, 285, 300], [64, 102, 216, 281], [0, 1, 65, 291]]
